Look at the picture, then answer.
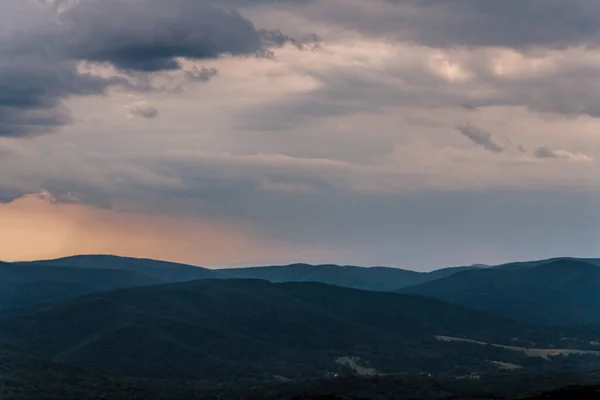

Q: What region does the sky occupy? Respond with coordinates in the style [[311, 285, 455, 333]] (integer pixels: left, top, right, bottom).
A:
[[0, 0, 599, 270]]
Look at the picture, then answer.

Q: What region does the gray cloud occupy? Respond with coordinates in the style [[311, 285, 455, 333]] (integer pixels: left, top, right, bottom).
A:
[[534, 146, 561, 159], [186, 67, 219, 82], [259, 29, 322, 50], [55, 0, 263, 71], [278, 0, 600, 49], [401, 0, 600, 49], [533, 146, 591, 161], [0, 0, 285, 138], [4, 145, 598, 268], [129, 102, 159, 119], [455, 123, 504, 153], [455, 127, 591, 161], [0, 53, 124, 137], [237, 39, 600, 131], [1, 0, 597, 269]]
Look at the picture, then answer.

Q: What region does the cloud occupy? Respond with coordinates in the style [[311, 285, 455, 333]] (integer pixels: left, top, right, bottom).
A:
[[0, 49, 124, 137], [455, 125, 592, 162], [455, 123, 504, 153], [55, 0, 263, 71], [0, 139, 23, 158], [256, 0, 600, 49], [0, 0, 599, 269], [234, 37, 600, 132], [0, 0, 289, 138], [533, 146, 592, 162], [129, 102, 159, 119], [185, 67, 219, 82], [462, 104, 479, 111], [259, 28, 323, 51]]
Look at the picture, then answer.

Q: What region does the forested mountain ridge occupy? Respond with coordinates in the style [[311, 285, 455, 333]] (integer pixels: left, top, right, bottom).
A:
[[0, 279, 544, 380], [400, 259, 600, 325], [1, 255, 479, 308]]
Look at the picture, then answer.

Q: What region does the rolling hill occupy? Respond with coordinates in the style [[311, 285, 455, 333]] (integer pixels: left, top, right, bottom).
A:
[[0, 279, 543, 381], [400, 259, 600, 325], [0, 262, 163, 309], [220, 264, 426, 291], [219, 263, 480, 291], [2, 273, 600, 399], [1, 255, 480, 309], [16, 255, 220, 282], [22, 255, 481, 291], [7, 254, 600, 327], [1, 255, 482, 311]]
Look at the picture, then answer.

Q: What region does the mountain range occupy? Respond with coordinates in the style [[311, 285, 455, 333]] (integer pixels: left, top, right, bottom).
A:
[[0, 278, 597, 388], [3, 254, 600, 398], [401, 259, 600, 325], [5, 255, 600, 326], [1, 255, 479, 310]]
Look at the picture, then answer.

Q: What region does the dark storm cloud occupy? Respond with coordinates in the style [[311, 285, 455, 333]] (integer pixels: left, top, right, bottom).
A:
[[56, 0, 263, 71], [0, 53, 127, 137], [0, 0, 274, 138], [455, 123, 504, 153]]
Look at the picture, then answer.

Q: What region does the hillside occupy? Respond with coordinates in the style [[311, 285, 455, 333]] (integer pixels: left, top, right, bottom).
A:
[[0, 262, 162, 309], [220, 263, 480, 291], [23, 255, 480, 291], [0, 255, 480, 310], [7, 255, 600, 325], [4, 255, 480, 305], [220, 264, 425, 291], [400, 260, 600, 325], [2, 345, 596, 400], [17, 255, 220, 282], [0, 279, 549, 381], [526, 385, 600, 399], [496, 258, 600, 270]]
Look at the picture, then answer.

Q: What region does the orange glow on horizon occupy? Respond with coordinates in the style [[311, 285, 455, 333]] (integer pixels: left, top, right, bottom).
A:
[[0, 193, 320, 267]]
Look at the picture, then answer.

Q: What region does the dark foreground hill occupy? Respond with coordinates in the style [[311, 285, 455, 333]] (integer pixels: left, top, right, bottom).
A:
[[0, 279, 553, 381], [2, 279, 600, 399], [401, 259, 600, 325], [0, 348, 598, 400], [526, 385, 600, 399], [2, 344, 599, 400]]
